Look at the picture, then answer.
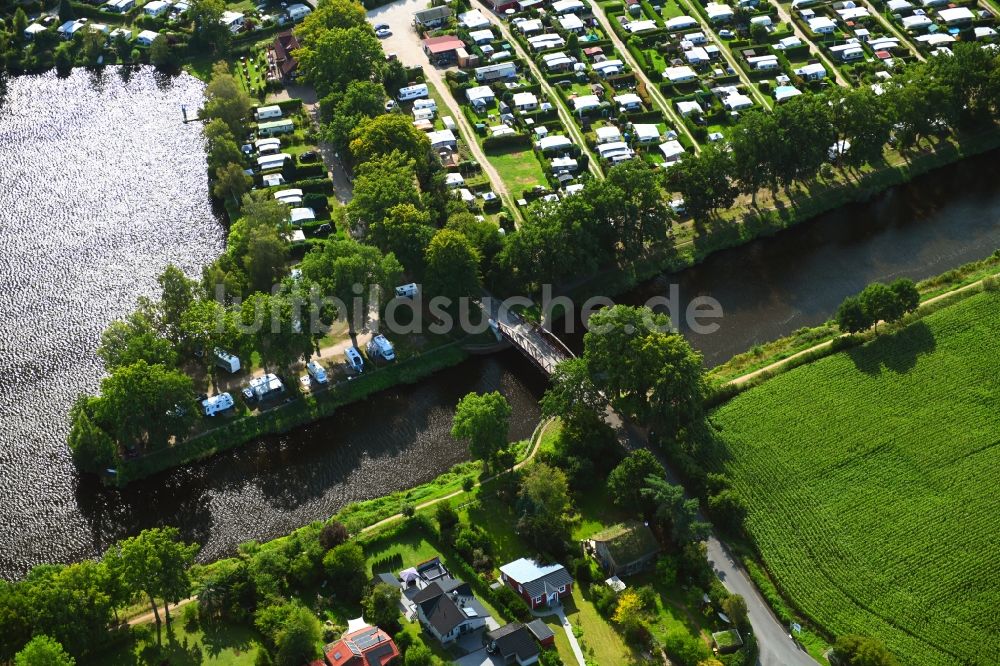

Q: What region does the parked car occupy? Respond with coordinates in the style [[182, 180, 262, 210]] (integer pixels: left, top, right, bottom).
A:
[[375, 27, 392, 38], [317, 223, 332, 234], [241, 387, 257, 403], [374, 22, 389, 30], [300, 150, 318, 162], [719, 29, 734, 38], [384, 100, 396, 112]]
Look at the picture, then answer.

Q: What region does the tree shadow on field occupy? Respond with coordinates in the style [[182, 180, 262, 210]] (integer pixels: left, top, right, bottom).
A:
[[846, 321, 936, 376]]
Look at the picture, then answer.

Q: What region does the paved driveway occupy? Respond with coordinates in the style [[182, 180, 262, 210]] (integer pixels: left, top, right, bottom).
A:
[[367, 0, 430, 68], [454, 648, 506, 666]]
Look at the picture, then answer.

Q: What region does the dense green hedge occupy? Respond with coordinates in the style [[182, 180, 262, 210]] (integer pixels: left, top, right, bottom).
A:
[[483, 132, 533, 151]]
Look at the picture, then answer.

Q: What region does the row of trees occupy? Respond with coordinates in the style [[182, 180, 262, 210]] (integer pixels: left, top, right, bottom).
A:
[[670, 45, 1000, 219], [836, 279, 920, 334], [0, 528, 198, 662]]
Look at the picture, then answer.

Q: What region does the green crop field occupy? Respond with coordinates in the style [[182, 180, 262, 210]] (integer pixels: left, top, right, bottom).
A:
[[710, 289, 1000, 666]]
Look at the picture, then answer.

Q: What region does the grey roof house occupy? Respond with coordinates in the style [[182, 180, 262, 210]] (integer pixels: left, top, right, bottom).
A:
[[484, 622, 541, 665], [412, 577, 492, 644]]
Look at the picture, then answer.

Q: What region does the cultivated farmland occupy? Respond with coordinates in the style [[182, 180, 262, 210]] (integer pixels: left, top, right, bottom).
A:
[[710, 289, 1000, 666]]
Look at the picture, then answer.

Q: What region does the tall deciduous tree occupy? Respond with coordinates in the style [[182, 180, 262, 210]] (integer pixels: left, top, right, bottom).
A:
[[641, 475, 710, 546], [67, 396, 119, 474], [347, 151, 423, 238], [832, 634, 900, 666], [295, 0, 368, 48], [666, 144, 737, 219], [583, 305, 706, 435], [103, 527, 199, 627], [203, 61, 253, 134], [158, 264, 196, 343], [237, 293, 313, 372], [606, 450, 666, 513], [517, 462, 573, 553], [95, 361, 195, 449], [452, 392, 511, 467], [425, 229, 481, 302], [214, 162, 253, 207], [362, 583, 402, 631], [297, 26, 384, 98], [98, 304, 177, 370], [299, 238, 401, 338], [275, 606, 322, 666], [349, 114, 433, 184], [189, 0, 229, 51]]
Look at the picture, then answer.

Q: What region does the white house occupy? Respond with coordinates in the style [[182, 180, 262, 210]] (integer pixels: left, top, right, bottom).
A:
[[559, 13, 585, 32], [551, 0, 585, 13], [614, 93, 643, 111], [632, 123, 662, 144], [516, 18, 544, 34], [836, 6, 870, 20], [550, 156, 579, 172], [747, 54, 780, 70], [676, 99, 703, 116], [776, 36, 803, 50], [144, 0, 169, 17], [595, 126, 623, 144], [57, 20, 85, 39], [255, 105, 283, 121], [794, 62, 827, 80], [136, 29, 160, 46], [469, 28, 495, 44], [974, 26, 998, 39], [936, 7, 974, 25], [705, 3, 735, 22], [593, 59, 625, 76], [257, 152, 290, 170], [868, 36, 900, 51], [286, 3, 311, 22], [512, 91, 539, 112], [901, 14, 933, 30], [220, 10, 244, 33], [665, 15, 699, 30], [542, 51, 574, 71], [428, 129, 458, 151], [685, 47, 711, 65], [23, 23, 47, 40], [466, 85, 496, 106], [110, 26, 133, 41], [105, 0, 135, 12], [886, 0, 913, 10], [528, 34, 566, 51], [664, 65, 698, 83], [807, 16, 837, 33], [685, 31, 708, 44], [658, 140, 685, 164], [597, 141, 634, 163], [916, 32, 956, 45], [625, 19, 659, 33], [830, 42, 864, 60], [750, 15, 772, 27], [289, 207, 315, 225], [723, 93, 753, 110], [459, 9, 490, 29], [537, 135, 574, 152], [572, 94, 602, 114], [774, 84, 803, 102]]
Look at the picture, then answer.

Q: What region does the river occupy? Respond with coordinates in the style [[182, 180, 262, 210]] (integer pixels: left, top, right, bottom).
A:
[[559, 150, 1000, 366], [1, 68, 999, 580]]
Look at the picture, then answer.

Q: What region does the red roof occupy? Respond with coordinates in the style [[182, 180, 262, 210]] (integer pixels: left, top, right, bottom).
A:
[[423, 35, 465, 54], [324, 626, 399, 666]]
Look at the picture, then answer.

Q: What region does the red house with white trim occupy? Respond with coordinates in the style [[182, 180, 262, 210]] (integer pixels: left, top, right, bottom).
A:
[[499, 558, 574, 609]]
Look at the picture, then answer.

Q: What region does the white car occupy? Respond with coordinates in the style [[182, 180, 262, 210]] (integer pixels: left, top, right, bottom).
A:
[[384, 100, 396, 112], [376, 27, 392, 38], [719, 29, 734, 38]]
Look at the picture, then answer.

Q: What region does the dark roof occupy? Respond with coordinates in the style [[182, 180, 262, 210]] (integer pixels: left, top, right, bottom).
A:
[[416, 582, 487, 636], [272, 31, 300, 76], [411, 578, 469, 604], [526, 619, 555, 642], [373, 572, 399, 588], [486, 623, 540, 662], [591, 522, 660, 566], [415, 556, 450, 582]]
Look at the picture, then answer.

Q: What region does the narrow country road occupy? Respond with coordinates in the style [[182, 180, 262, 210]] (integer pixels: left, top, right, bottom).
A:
[[472, 0, 603, 177], [705, 538, 818, 666], [587, 4, 702, 150]]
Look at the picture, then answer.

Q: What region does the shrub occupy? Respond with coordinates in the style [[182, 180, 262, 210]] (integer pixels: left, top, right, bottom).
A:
[[319, 520, 349, 551], [181, 601, 200, 630], [435, 501, 460, 533]]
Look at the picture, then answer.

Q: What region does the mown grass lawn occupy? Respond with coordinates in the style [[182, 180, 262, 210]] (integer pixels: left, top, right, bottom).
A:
[[710, 288, 1000, 666], [90, 619, 263, 666], [486, 145, 548, 193], [561, 587, 632, 665]]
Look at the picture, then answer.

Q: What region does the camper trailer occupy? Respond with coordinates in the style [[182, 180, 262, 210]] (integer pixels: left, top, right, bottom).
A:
[[202, 392, 234, 416], [395, 283, 419, 298], [398, 84, 430, 101], [306, 361, 329, 384], [214, 348, 241, 373], [367, 335, 396, 361], [255, 105, 283, 121], [345, 346, 365, 373]]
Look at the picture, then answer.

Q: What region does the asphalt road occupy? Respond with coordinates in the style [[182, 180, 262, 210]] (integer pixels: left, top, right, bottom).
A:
[[706, 536, 819, 666]]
